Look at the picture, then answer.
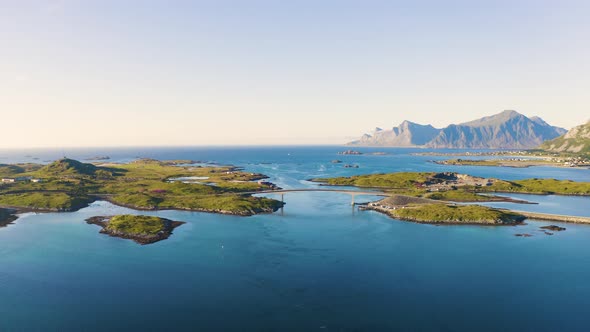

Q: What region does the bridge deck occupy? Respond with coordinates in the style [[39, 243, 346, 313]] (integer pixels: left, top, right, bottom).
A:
[[247, 188, 389, 196]]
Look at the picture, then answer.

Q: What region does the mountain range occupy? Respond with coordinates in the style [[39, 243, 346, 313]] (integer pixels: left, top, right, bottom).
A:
[[348, 110, 567, 149]]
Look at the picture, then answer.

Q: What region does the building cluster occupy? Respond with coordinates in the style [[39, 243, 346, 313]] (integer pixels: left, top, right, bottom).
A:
[[257, 180, 278, 189], [1, 177, 42, 183], [552, 156, 590, 167]]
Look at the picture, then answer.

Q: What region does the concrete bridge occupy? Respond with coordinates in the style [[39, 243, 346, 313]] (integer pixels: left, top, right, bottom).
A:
[[247, 188, 389, 206]]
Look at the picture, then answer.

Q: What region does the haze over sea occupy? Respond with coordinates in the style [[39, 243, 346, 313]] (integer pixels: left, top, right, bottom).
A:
[[1, 146, 590, 331]]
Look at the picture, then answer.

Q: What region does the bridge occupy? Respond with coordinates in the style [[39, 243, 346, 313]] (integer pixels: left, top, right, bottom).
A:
[[246, 188, 390, 206], [510, 210, 590, 224]]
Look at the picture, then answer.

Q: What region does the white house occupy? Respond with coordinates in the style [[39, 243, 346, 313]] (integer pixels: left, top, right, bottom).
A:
[[2, 177, 33, 183]]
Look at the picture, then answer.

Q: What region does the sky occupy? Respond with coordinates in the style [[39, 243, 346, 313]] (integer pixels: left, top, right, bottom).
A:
[[1, 0, 589, 148]]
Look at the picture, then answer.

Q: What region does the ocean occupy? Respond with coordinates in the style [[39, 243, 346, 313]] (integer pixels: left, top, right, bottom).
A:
[[1, 146, 589, 331]]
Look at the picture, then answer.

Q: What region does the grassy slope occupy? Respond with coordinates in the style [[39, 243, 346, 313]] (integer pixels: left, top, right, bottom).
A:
[[423, 190, 493, 202], [313, 172, 434, 188], [485, 178, 590, 195], [389, 204, 522, 224], [0, 164, 43, 177], [0, 192, 94, 211], [106, 215, 166, 236]]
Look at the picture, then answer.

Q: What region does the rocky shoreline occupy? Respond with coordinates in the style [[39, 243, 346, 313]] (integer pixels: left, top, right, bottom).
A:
[[86, 216, 185, 245], [0, 208, 19, 227]]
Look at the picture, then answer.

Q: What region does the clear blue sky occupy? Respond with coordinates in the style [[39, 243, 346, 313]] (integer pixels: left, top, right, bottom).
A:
[[1, 0, 589, 147]]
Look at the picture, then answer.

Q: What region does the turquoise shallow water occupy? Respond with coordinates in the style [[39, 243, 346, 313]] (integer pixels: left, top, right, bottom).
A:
[[1, 146, 590, 331]]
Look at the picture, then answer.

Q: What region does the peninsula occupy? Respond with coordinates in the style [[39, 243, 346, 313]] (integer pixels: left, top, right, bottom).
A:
[[0, 158, 284, 218]]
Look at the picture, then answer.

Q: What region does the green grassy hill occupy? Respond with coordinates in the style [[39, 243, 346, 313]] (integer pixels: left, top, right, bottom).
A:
[[0, 164, 43, 177], [389, 204, 524, 224], [39, 158, 98, 176]]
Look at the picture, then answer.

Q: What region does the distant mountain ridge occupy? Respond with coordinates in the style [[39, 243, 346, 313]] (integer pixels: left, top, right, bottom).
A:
[[348, 110, 566, 149], [539, 121, 590, 154], [352, 121, 440, 146]]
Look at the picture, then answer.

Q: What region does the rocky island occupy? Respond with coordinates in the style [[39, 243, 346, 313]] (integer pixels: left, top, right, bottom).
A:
[[338, 150, 363, 155], [86, 215, 184, 244], [0, 158, 284, 219]]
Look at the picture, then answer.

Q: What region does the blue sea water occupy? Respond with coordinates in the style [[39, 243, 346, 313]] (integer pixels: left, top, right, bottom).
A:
[[1, 146, 590, 331]]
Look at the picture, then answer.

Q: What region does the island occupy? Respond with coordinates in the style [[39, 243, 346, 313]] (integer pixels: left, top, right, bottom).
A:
[[338, 150, 363, 155], [86, 215, 184, 244], [311, 171, 590, 224], [0, 158, 284, 218], [360, 195, 525, 225], [86, 156, 111, 161]]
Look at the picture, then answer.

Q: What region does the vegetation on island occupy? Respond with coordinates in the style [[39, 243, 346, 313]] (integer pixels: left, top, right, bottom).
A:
[[422, 190, 493, 202], [360, 195, 525, 224], [0, 192, 94, 211], [0, 163, 43, 177], [484, 178, 590, 195], [0, 158, 283, 215], [86, 215, 185, 244], [386, 204, 524, 224], [315, 172, 434, 189], [107, 215, 169, 236]]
